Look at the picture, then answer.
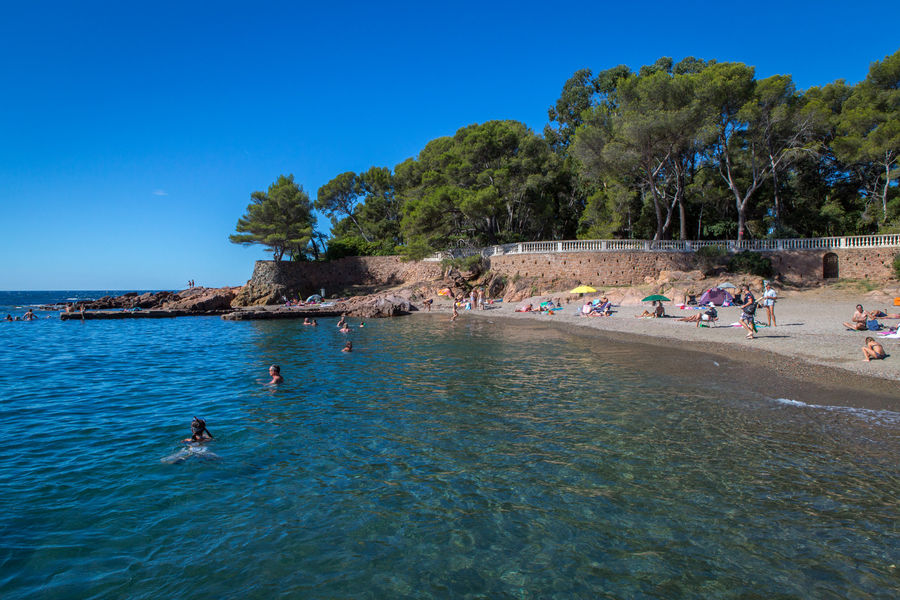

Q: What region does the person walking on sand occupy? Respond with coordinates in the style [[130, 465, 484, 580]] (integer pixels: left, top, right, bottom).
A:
[[451, 304, 459, 322], [862, 337, 886, 361], [739, 286, 758, 339], [268, 365, 284, 384]]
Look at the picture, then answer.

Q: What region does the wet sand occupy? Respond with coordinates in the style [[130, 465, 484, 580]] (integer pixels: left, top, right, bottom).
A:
[[426, 287, 900, 405]]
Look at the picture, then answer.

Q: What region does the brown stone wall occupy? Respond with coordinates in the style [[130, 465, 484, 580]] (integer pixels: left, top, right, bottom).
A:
[[772, 248, 898, 282], [246, 247, 898, 300], [488, 252, 699, 287], [248, 257, 444, 294]]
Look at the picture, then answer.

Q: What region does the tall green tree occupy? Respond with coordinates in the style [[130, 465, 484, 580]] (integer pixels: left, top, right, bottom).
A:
[[315, 172, 371, 242], [833, 50, 900, 224], [229, 174, 315, 261]]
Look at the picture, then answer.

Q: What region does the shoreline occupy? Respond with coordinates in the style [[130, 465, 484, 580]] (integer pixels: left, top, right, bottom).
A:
[[422, 288, 900, 403]]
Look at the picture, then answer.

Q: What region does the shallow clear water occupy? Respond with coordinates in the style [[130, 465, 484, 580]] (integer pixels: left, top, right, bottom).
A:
[[1, 295, 899, 599]]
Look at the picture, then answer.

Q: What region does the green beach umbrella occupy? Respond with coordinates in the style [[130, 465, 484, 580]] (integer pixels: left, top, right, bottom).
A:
[[569, 285, 597, 294], [641, 294, 671, 302]]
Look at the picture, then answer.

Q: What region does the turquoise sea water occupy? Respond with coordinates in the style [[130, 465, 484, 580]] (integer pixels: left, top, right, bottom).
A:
[[1, 292, 899, 599]]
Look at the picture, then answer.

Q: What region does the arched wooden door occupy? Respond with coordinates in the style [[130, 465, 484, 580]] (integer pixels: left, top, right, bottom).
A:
[[823, 253, 839, 279]]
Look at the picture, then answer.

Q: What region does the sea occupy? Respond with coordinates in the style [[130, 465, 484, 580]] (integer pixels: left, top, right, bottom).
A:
[[1, 291, 899, 599]]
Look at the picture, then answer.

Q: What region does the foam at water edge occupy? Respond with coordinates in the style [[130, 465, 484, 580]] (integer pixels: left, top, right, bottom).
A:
[[773, 397, 900, 426]]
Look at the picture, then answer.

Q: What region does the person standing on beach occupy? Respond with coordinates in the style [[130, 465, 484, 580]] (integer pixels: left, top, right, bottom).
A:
[[451, 304, 459, 322], [762, 281, 777, 327], [739, 286, 758, 339], [268, 365, 284, 384]]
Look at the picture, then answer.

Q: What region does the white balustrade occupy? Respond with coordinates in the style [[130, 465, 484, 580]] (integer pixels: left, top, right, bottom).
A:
[[424, 234, 900, 260]]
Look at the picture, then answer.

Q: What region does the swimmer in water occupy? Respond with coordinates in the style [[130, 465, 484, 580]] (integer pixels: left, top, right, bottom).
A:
[[183, 417, 213, 443], [4, 314, 11, 322], [342, 341, 352, 352], [23, 309, 37, 321], [339, 324, 351, 333], [359, 322, 365, 328], [311, 319, 318, 326], [337, 315, 347, 328], [303, 317, 312, 325], [268, 364, 284, 384]]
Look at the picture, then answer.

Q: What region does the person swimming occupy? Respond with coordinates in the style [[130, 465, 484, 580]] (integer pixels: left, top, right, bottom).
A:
[[342, 341, 352, 352], [268, 364, 284, 384], [183, 417, 213, 443]]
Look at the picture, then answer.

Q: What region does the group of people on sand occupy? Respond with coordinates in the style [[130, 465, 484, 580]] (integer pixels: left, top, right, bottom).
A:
[[842, 303, 899, 361]]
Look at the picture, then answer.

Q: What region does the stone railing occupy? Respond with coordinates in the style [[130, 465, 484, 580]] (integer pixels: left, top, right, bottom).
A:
[[423, 234, 900, 261]]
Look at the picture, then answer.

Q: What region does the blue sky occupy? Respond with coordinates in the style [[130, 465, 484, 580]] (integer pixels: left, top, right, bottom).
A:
[[1, 1, 896, 290]]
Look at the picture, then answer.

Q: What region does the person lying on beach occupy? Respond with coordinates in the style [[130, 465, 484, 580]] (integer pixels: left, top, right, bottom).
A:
[[515, 304, 534, 313], [843, 305, 868, 331], [183, 417, 213, 443], [677, 308, 717, 327], [635, 301, 665, 318], [862, 337, 886, 361], [870, 310, 900, 319], [268, 365, 284, 384], [342, 341, 352, 352]]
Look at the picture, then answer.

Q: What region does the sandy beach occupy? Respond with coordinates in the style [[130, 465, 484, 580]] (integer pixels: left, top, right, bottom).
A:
[[426, 285, 900, 398]]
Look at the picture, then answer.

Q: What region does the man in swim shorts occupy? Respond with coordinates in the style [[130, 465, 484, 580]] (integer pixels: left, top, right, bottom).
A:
[[739, 286, 758, 339], [843, 305, 868, 331], [268, 365, 284, 384]]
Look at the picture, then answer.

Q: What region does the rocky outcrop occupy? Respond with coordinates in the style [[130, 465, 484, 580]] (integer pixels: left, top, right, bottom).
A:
[[162, 287, 239, 311], [343, 294, 413, 318]]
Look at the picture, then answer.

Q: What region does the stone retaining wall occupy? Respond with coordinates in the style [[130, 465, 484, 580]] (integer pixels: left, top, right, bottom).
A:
[[248, 256, 445, 294], [243, 247, 897, 303]]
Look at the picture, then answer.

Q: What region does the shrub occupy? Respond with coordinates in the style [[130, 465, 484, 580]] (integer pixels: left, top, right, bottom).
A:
[[727, 251, 775, 278], [893, 253, 900, 279], [441, 254, 485, 272]]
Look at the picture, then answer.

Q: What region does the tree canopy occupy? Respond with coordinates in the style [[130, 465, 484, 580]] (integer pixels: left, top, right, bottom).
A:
[[233, 49, 900, 260], [229, 174, 316, 261]]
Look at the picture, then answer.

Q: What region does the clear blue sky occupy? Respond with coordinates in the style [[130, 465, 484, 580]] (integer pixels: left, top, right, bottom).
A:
[[1, 1, 896, 290]]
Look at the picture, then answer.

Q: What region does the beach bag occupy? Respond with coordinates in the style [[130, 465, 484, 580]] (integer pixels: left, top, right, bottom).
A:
[[867, 319, 882, 331], [894, 296, 900, 306]]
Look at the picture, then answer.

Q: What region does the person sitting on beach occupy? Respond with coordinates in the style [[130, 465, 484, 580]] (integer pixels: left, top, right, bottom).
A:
[[843, 305, 868, 331], [862, 337, 886, 361], [342, 341, 353, 353], [593, 297, 612, 316], [183, 417, 213, 443], [635, 301, 664, 318], [581, 302, 592, 316], [268, 365, 284, 384]]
